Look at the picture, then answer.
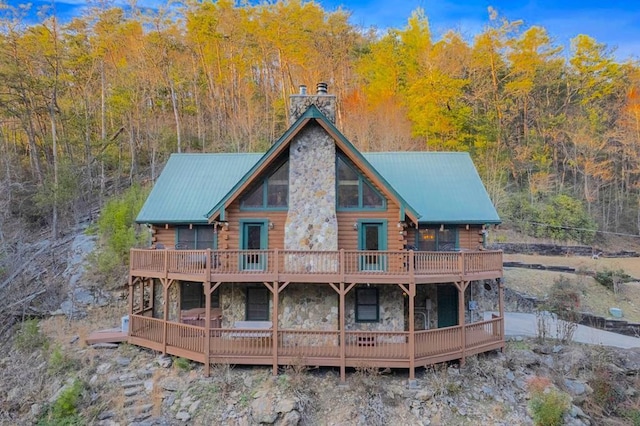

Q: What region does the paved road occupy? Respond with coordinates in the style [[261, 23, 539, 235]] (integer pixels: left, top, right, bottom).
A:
[[485, 312, 640, 349]]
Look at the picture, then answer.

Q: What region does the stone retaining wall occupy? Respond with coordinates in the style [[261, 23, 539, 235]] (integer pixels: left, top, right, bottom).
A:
[[489, 242, 638, 258]]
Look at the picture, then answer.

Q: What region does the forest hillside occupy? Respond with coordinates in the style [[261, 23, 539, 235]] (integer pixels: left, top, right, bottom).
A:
[[0, 0, 639, 252]]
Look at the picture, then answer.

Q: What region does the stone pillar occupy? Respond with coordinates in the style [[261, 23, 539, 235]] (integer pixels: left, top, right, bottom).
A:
[[285, 124, 338, 253]]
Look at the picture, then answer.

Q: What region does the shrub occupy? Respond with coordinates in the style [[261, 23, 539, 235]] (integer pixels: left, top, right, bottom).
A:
[[527, 376, 570, 426], [589, 366, 623, 413], [546, 277, 581, 314], [47, 345, 76, 375], [14, 319, 49, 352], [544, 277, 581, 343], [173, 357, 192, 371], [97, 184, 149, 258], [594, 268, 632, 292], [38, 379, 85, 425], [90, 184, 149, 287]]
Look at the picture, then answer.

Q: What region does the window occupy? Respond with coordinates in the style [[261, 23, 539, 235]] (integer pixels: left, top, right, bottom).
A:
[[176, 226, 216, 249], [417, 227, 458, 251], [337, 156, 385, 210], [241, 161, 289, 209], [180, 281, 220, 310], [355, 287, 379, 322], [246, 287, 269, 320]]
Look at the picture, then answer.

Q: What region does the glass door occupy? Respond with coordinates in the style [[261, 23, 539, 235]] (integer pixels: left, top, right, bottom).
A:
[[241, 221, 267, 270], [359, 221, 387, 271]]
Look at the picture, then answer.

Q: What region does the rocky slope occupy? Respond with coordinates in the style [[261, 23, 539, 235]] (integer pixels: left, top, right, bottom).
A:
[[2, 232, 640, 425], [3, 322, 640, 426]]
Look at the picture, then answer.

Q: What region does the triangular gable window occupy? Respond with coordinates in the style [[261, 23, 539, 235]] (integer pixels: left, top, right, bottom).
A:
[[241, 161, 289, 209], [337, 156, 385, 210]]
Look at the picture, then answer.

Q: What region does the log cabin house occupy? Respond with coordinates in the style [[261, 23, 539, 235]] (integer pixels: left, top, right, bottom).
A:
[[128, 83, 504, 382]]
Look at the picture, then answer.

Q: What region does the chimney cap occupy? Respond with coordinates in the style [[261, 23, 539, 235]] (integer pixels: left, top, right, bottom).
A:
[[299, 85, 307, 95], [316, 82, 328, 95]]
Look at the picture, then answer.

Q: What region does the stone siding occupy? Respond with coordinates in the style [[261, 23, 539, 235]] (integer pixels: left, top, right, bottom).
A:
[[345, 285, 405, 331], [219, 284, 254, 328], [415, 285, 439, 330], [285, 123, 338, 256], [279, 284, 338, 330], [150, 279, 178, 321], [465, 280, 499, 323], [289, 94, 336, 125]]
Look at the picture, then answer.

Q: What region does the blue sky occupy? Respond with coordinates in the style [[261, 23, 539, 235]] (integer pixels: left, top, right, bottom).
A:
[[321, 0, 640, 61], [6, 0, 639, 61]]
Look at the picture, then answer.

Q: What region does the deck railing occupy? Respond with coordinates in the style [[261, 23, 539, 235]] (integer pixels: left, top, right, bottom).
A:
[[465, 317, 503, 349], [345, 331, 410, 359], [209, 328, 273, 357], [131, 248, 502, 280], [129, 315, 164, 344], [277, 330, 340, 358], [129, 314, 504, 369], [166, 322, 205, 354], [414, 326, 463, 358]]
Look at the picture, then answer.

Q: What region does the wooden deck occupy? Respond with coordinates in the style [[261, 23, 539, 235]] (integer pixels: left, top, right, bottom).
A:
[[130, 248, 503, 284], [128, 315, 505, 372], [85, 328, 128, 345]]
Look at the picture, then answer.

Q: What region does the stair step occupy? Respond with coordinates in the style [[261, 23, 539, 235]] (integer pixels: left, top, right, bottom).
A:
[[124, 388, 143, 397], [125, 403, 154, 416], [122, 381, 144, 389]]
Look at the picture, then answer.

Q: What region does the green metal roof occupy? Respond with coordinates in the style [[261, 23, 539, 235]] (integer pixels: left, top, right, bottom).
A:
[[136, 151, 500, 225], [365, 152, 500, 224], [136, 153, 262, 224], [204, 105, 419, 222]]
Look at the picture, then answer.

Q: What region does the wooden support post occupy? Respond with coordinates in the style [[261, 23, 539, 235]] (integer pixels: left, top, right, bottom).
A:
[[408, 282, 416, 381], [272, 281, 279, 376], [498, 278, 505, 347], [128, 275, 133, 317], [140, 280, 145, 314], [162, 279, 169, 355], [457, 281, 467, 366], [204, 281, 211, 377], [149, 279, 154, 312], [409, 250, 415, 281], [339, 282, 346, 383]]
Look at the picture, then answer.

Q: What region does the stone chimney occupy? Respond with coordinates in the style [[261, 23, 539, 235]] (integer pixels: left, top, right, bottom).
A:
[[284, 83, 338, 257], [289, 82, 336, 125]]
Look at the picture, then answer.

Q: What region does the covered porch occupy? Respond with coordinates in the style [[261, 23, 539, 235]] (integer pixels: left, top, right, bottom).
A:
[[127, 266, 504, 381], [128, 314, 504, 377]]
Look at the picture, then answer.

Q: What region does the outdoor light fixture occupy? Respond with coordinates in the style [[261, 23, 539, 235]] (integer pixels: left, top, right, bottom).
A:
[[268, 221, 274, 230], [353, 222, 358, 230]]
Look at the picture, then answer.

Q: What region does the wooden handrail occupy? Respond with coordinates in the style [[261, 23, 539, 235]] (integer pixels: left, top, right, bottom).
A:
[[130, 248, 503, 279]]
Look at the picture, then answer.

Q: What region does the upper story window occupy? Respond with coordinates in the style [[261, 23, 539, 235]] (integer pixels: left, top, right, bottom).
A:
[[417, 227, 458, 251], [241, 161, 289, 209], [176, 226, 216, 249], [336, 156, 385, 210]]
